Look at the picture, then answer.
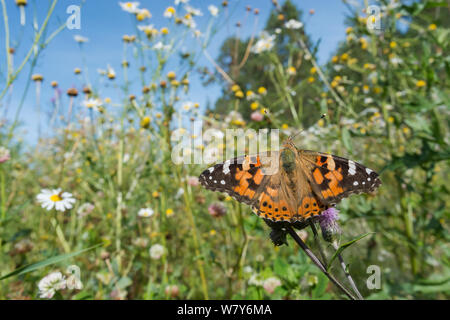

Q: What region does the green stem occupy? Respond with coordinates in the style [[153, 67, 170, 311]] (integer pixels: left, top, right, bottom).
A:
[[51, 217, 70, 253]]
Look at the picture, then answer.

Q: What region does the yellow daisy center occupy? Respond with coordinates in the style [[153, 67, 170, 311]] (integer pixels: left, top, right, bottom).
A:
[[50, 194, 62, 202]]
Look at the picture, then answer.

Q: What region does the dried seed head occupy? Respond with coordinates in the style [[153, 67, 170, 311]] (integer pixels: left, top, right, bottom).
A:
[[67, 88, 78, 97]]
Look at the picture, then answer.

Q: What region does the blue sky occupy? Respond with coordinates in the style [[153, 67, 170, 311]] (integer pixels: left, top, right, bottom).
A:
[[0, 0, 352, 145]]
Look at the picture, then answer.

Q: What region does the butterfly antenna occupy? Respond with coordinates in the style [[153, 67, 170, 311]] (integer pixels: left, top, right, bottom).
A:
[[288, 113, 326, 142]]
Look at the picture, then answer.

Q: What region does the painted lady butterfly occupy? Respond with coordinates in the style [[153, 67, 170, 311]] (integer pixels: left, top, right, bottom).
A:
[[199, 137, 381, 226]]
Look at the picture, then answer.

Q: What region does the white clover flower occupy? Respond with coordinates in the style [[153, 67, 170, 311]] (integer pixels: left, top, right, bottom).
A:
[[77, 202, 94, 218], [82, 98, 102, 110], [208, 5, 218, 17], [284, 19, 303, 29], [364, 97, 374, 104], [138, 208, 154, 218], [119, 2, 140, 13], [149, 244, 165, 259], [36, 188, 76, 212], [37, 272, 66, 299], [248, 273, 264, 286], [263, 277, 282, 294], [243, 266, 253, 274], [74, 35, 88, 43], [251, 32, 275, 54]]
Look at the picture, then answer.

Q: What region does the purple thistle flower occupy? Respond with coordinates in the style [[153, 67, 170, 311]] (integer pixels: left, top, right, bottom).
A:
[[318, 207, 341, 242]]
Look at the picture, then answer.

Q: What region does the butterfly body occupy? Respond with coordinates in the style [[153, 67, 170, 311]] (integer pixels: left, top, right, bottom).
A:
[[199, 138, 381, 225]]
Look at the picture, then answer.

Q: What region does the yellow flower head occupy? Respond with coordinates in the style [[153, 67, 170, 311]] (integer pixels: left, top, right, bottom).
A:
[[281, 123, 288, 129], [310, 67, 317, 74], [167, 71, 176, 80], [250, 101, 259, 110], [166, 208, 174, 217], [257, 86, 267, 95], [231, 84, 240, 92], [235, 90, 244, 99], [307, 77, 315, 83], [164, 7, 176, 18], [160, 27, 169, 35], [287, 66, 296, 75], [152, 191, 160, 198], [428, 24, 437, 31], [140, 116, 151, 128], [136, 8, 151, 21], [390, 41, 397, 49], [346, 27, 353, 34], [416, 80, 426, 87], [331, 56, 338, 63]]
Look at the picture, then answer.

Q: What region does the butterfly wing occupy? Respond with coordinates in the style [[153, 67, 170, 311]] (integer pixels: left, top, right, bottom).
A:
[[199, 152, 279, 206], [298, 150, 382, 206]]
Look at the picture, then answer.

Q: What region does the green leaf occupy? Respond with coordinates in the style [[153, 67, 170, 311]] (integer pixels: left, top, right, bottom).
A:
[[327, 233, 374, 272], [0, 243, 102, 281]]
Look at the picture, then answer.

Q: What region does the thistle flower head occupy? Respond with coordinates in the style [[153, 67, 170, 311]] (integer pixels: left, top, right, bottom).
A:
[[318, 207, 341, 242]]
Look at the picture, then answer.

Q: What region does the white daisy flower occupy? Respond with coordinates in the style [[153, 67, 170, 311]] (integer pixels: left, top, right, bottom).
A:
[[164, 7, 175, 18], [208, 5, 218, 17], [138, 24, 155, 33], [251, 32, 275, 54], [82, 98, 102, 110], [74, 35, 88, 43], [153, 41, 171, 51], [181, 101, 193, 111], [138, 208, 154, 218], [37, 272, 67, 299], [284, 19, 303, 29], [36, 188, 76, 212], [119, 2, 140, 13], [185, 5, 202, 16], [149, 244, 165, 260]]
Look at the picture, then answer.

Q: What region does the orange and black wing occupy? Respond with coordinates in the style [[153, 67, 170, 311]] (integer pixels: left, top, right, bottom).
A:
[[199, 152, 278, 206], [299, 150, 382, 206]]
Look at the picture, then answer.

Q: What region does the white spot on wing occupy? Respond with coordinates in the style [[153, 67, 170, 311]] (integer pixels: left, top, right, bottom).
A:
[[223, 160, 231, 175], [348, 160, 356, 175], [366, 168, 373, 175], [220, 180, 226, 185], [353, 181, 359, 186], [208, 167, 214, 173]]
